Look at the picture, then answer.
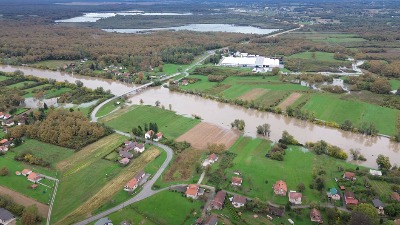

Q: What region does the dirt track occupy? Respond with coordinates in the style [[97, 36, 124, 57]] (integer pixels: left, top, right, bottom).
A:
[[238, 88, 269, 101], [176, 123, 239, 149], [0, 185, 49, 217], [278, 93, 302, 109]]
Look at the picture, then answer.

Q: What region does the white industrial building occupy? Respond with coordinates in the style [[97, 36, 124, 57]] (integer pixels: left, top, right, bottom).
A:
[[219, 52, 281, 70]]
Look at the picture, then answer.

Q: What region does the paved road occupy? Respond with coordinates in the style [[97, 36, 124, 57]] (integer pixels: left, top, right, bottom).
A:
[[267, 24, 304, 38]]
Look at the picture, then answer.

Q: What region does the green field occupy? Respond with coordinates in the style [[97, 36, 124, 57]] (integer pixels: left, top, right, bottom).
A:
[[89, 206, 155, 225], [30, 60, 74, 70], [22, 84, 52, 97], [44, 87, 72, 99], [6, 81, 37, 89], [52, 134, 126, 222], [96, 98, 125, 118], [288, 51, 341, 62], [0, 75, 10, 81], [12, 139, 75, 168], [302, 94, 399, 135], [133, 191, 202, 225], [389, 79, 400, 90], [162, 64, 188, 75], [102, 105, 200, 139], [210, 137, 358, 205], [290, 32, 366, 43], [0, 151, 58, 204]]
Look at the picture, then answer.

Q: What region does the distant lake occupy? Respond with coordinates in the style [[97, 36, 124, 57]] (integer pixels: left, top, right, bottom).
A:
[[103, 24, 279, 34], [55, 11, 193, 23]]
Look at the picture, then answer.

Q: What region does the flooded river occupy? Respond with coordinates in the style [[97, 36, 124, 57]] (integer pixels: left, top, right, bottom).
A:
[[1, 65, 399, 168]]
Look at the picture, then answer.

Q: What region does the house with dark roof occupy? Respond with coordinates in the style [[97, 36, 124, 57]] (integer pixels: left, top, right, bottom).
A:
[[204, 215, 218, 225], [134, 143, 145, 153], [212, 191, 226, 210], [310, 208, 323, 223], [273, 180, 287, 196], [0, 208, 16, 225], [372, 198, 384, 215], [267, 206, 285, 217], [344, 191, 358, 206], [119, 150, 133, 159], [231, 195, 246, 208]]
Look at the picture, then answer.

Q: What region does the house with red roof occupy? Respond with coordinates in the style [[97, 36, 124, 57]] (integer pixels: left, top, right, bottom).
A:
[[343, 172, 356, 181], [154, 132, 163, 141], [231, 177, 242, 186], [273, 180, 287, 196], [21, 169, 32, 176], [212, 191, 226, 210], [209, 153, 218, 163], [185, 184, 200, 199], [231, 195, 246, 208], [27, 172, 42, 183], [344, 191, 359, 206], [289, 191, 302, 205], [119, 158, 130, 165], [124, 178, 138, 192], [0, 112, 4, 119], [145, 130, 154, 139], [134, 143, 145, 153], [0, 139, 8, 145]]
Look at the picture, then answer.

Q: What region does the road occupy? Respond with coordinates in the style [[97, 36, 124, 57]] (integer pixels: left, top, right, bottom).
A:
[[267, 24, 304, 38]]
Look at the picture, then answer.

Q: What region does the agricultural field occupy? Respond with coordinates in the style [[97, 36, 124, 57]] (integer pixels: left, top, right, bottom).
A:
[[88, 206, 155, 225], [176, 122, 239, 149], [101, 105, 200, 139], [301, 94, 399, 135], [12, 139, 75, 168], [206, 137, 359, 205], [288, 51, 342, 62], [57, 148, 160, 225], [96, 97, 125, 118], [289, 32, 367, 43], [52, 134, 126, 223]]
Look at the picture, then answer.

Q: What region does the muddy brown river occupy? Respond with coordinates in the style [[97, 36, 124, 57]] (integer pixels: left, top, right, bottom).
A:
[[1, 65, 399, 168]]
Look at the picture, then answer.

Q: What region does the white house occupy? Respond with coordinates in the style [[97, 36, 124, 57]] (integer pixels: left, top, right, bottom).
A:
[[145, 130, 154, 139], [289, 191, 302, 205], [134, 143, 145, 153], [369, 169, 382, 176], [153, 132, 163, 141]]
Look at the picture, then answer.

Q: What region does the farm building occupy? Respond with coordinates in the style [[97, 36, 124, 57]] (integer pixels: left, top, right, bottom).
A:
[[219, 54, 280, 69]]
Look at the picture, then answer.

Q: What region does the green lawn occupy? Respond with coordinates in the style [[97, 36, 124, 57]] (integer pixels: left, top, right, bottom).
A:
[[0, 75, 10, 81], [180, 75, 217, 91], [288, 51, 341, 62], [44, 88, 72, 98], [6, 81, 37, 89], [211, 137, 359, 206], [389, 79, 400, 90], [96, 98, 125, 118], [369, 179, 393, 198], [145, 149, 167, 175], [22, 84, 52, 98], [30, 60, 74, 70], [102, 105, 200, 139], [162, 64, 188, 75], [13, 108, 29, 115], [0, 151, 57, 204], [12, 139, 75, 168], [89, 205, 155, 225], [134, 191, 203, 225], [302, 94, 399, 135]]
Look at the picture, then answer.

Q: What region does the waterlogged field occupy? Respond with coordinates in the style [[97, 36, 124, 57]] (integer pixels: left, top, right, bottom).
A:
[[101, 105, 200, 139]]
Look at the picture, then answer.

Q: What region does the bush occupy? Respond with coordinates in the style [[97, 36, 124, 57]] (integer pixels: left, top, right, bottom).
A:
[[0, 167, 9, 176]]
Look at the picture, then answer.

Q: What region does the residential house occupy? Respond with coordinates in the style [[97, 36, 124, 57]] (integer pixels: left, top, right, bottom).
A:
[[0, 208, 16, 225], [391, 192, 400, 202], [273, 180, 287, 196], [124, 140, 132, 146], [154, 132, 163, 141], [134, 143, 145, 153], [94, 217, 113, 225], [231, 195, 246, 208], [145, 130, 154, 139], [344, 191, 359, 206], [204, 215, 218, 225], [119, 158, 130, 165], [212, 191, 226, 210], [231, 177, 242, 186], [27, 172, 42, 183], [343, 172, 356, 181], [327, 188, 341, 201], [209, 153, 218, 163], [185, 184, 200, 199], [369, 169, 382, 176], [267, 206, 285, 217], [310, 208, 323, 223], [181, 80, 189, 86], [0, 146, 8, 153], [124, 178, 138, 192], [372, 198, 384, 215], [119, 150, 133, 159], [21, 169, 32, 176], [289, 191, 302, 205], [0, 139, 7, 145], [134, 170, 145, 182], [120, 221, 132, 225], [0, 112, 3, 119], [3, 114, 12, 120], [15, 171, 21, 176]]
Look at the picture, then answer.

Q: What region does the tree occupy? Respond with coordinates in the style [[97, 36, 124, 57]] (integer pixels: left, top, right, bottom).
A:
[[256, 123, 271, 137], [350, 203, 379, 225], [370, 78, 391, 94], [140, 99, 144, 105], [155, 100, 160, 107], [376, 154, 391, 171], [169, 104, 172, 111], [231, 119, 245, 131], [43, 102, 48, 110], [21, 205, 38, 225], [271, 67, 280, 76], [75, 80, 84, 88], [0, 167, 9, 176], [297, 183, 305, 192], [280, 131, 300, 145], [340, 120, 353, 131]]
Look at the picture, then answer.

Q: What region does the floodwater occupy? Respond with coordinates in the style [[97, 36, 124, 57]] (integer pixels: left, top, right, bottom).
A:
[[1, 65, 399, 168], [55, 12, 193, 23], [0, 65, 137, 96], [103, 24, 279, 34]]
